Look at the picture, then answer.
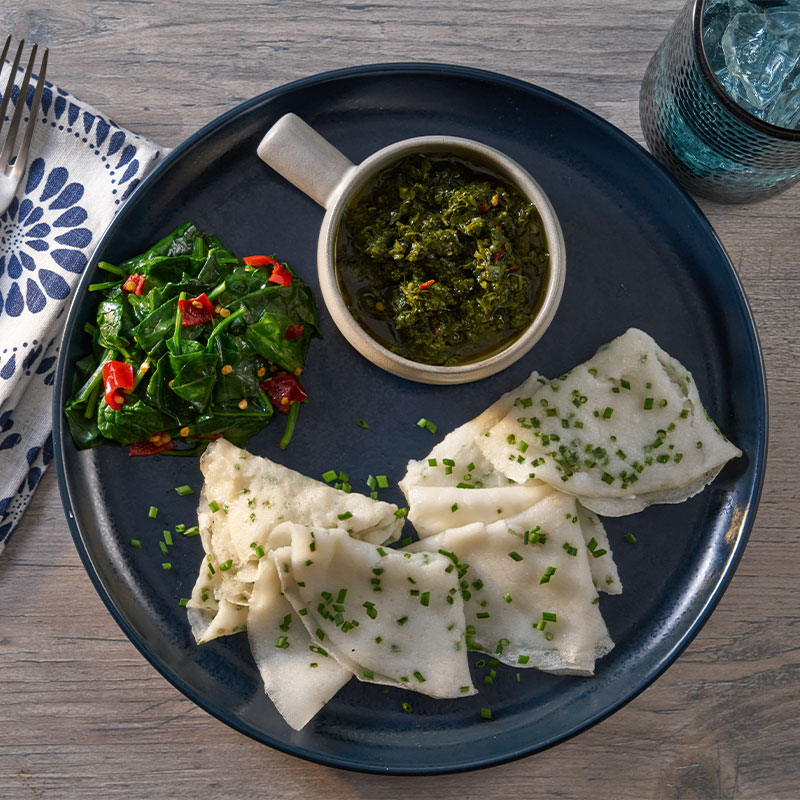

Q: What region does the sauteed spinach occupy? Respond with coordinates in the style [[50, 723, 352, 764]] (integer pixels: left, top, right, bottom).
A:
[[65, 223, 320, 455]]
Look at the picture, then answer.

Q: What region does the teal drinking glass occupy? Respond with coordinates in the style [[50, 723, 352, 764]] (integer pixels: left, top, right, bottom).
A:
[[640, 0, 800, 203]]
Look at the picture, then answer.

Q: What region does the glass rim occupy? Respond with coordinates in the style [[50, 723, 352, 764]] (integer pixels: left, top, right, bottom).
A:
[[692, 0, 800, 142]]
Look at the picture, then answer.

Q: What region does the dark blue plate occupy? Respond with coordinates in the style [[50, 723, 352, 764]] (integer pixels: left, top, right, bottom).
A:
[[53, 63, 766, 775]]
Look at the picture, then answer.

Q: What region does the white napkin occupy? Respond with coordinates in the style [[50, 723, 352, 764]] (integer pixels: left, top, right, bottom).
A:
[[0, 59, 164, 553]]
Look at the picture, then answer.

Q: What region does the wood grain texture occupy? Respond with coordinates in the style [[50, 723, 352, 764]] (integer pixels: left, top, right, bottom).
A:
[[1, 1, 798, 798]]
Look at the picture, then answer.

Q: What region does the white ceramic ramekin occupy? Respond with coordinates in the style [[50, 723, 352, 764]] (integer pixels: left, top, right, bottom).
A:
[[257, 113, 565, 384]]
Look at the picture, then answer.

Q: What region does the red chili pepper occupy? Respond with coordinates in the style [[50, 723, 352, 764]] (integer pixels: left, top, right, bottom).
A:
[[507, 264, 520, 272], [102, 360, 134, 410], [284, 324, 305, 340], [419, 279, 435, 291], [477, 203, 489, 213], [123, 273, 146, 295], [493, 245, 507, 261], [129, 438, 175, 456], [190, 433, 225, 441], [243, 255, 283, 269], [268, 264, 292, 287], [260, 372, 308, 414], [178, 292, 216, 327]]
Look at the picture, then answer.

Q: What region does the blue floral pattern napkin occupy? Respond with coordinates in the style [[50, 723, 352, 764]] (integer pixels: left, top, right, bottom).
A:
[[0, 59, 164, 553]]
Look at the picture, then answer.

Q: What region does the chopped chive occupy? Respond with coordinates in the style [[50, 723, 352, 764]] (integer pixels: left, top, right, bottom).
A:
[[504, 593, 513, 604], [542, 612, 557, 622], [219, 560, 233, 571], [602, 407, 613, 419], [322, 469, 338, 483], [451, 503, 459, 512], [362, 668, 374, 679], [643, 397, 654, 410], [401, 536, 413, 547], [480, 708, 492, 720], [442, 458, 455, 466], [376, 475, 389, 489], [413, 671, 426, 682], [148, 506, 158, 519], [179, 598, 189, 607], [420, 592, 430, 607], [337, 511, 353, 520], [174, 485, 193, 496], [587, 537, 598, 552], [394, 507, 408, 518], [460, 686, 471, 693], [592, 548, 608, 558], [620, 378, 631, 389], [183, 526, 199, 537], [402, 702, 413, 713], [160, 541, 168, 555], [275, 636, 289, 649], [366, 475, 377, 490], [161, 562, 172, 570], [377, 547, 387, 557], [539, 566, 557, 584], [518, 654, 530, 664], [130, 539, 141, 548], [476, 611, 490, 619], [175, 523, 186, 533], [508, 551, 523, 562], [356, 418, 370, 429], [426, 420, 437, 433], [164, 530, 173, 546], [208, 500, 220, 512], [625, 533, 637, 544], [397, 616, 408, 626], [427, 458, 438, 467], [416, 417, 428, 429]]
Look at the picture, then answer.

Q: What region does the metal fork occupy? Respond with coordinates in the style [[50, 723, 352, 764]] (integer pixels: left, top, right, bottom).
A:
[[0, 36, 48, 214]]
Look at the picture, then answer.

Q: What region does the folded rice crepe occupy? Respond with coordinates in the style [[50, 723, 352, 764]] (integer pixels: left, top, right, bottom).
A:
[[479, 328, 742, 516], [186, 438, 404, 643], [407, 493, 614, 675], [274, 526, 476, 699], [399, 373, 545, 494], [247, 556, 352, 731]]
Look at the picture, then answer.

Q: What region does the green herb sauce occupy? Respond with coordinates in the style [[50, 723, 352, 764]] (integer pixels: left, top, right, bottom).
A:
[[336, 154, 549, 366]]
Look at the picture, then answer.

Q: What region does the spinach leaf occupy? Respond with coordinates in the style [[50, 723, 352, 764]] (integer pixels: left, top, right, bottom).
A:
[[97, 399, 172, 445], [244, 313, 307, 373], [97, 288, 135, 351], [192, 393, 273, 447], [211, 334, 263, 403], [168, 351, 219, 412], [133, 299, 179, 355], [118, 222, 198, 273], [65, 399, 102, 449]]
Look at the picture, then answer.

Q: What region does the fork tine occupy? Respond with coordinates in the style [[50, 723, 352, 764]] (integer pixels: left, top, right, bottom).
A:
[[0, 38, 25, 143], [10, 48, 47, 182], [0, 42, 37, 167], [0, 35, 10, 66]]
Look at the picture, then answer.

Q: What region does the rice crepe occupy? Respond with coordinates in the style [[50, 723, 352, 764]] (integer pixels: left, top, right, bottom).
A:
[[246, 555, 352, 731], [479, 328, 741, 516], [274, 526, 475, 698], [407, 493, 614, 675]]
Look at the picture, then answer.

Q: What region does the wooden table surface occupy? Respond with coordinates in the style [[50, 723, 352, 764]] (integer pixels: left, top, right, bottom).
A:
[[2, 1, 798, 798]]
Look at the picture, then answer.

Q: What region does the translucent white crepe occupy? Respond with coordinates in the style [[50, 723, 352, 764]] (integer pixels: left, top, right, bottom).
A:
[[407, 494, 614, 675], [246, 556, 351, 731], [186, 439, 403, 643], [479, 329, 742, 516], [274, 525, 476, 699], [577, 506, 621, 595], [399, 373, 545, 495]]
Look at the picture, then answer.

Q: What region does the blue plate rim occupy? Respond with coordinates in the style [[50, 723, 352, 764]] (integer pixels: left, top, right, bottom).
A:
[[52, 61, 768, 775]]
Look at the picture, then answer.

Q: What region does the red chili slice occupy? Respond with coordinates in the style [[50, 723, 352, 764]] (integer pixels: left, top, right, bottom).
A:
[[284, 324, 304, 340], [102, 360, 134, 410], [190, 433, 225, 441], [243, 255, 283, 269], [260, 372, 308, 414], [507, 264, 520, 272], [123, 273, 146, 295], [129, 439, 175, 456], [477, 203, 489, 213], [493, 245, 507, 261], [419, 279, 435, 291], [268, 264, 292, 287], [178, 292, 216, 327]]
